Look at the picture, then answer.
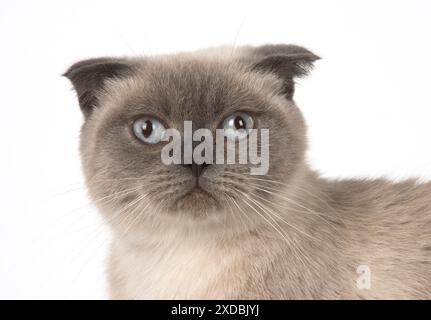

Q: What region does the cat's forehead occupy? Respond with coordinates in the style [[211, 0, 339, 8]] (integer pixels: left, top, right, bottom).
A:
[[103, 57, 280, 126]]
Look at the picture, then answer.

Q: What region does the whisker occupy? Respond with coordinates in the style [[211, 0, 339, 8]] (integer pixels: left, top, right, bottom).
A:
[[224, 191, 249, 231], [66, 192, 150, 262], [245, 174, 332, 208], [232, 186, 317, 241], [241, 181, 332, 218], [230, 186, 312, 267], [248, 190, 337, 230], [43, 185, 144, 239]]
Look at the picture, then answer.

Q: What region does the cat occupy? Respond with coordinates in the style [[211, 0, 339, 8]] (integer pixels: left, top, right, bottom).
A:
[[64, 44, 431, 299]]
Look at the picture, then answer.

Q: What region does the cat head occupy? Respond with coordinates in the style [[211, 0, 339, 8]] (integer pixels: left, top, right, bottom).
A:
[[64, 44, 318, 236]]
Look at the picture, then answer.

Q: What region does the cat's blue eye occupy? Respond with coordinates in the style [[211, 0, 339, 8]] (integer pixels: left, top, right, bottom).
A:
[[222, 112, 254, 141], [133, 117, 167, 144]]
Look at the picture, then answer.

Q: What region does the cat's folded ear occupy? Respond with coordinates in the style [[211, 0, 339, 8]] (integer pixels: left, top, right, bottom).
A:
[[248, 44, 320, 99], [63, 58, 133, 118]]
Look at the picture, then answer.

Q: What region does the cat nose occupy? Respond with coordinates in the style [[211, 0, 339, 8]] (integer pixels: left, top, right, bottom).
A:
[[182, 162, 210, 178]]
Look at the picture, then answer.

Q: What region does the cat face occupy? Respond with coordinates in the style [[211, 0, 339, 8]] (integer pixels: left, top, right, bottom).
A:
[[65, 45, 317, 232]]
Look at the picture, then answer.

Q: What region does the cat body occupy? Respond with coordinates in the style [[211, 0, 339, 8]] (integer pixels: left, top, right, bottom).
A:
[[64, 45, 431, 299], [108, 174, 431, 299]]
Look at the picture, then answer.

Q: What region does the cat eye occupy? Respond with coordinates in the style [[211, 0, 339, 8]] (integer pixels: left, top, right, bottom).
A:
[[222, 112, 254, 141], [132, 116, 167, 144]]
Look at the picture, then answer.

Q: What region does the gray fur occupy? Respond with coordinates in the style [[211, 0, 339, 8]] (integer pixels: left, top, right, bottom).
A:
[[65, 44, 431, 299]]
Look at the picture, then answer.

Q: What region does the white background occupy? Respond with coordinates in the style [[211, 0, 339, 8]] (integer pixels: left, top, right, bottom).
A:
[[1, 0, 430, 299]]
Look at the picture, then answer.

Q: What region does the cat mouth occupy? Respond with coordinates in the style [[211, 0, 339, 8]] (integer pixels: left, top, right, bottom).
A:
[[173, 186, 221, 212], [180, 186, 216, 201]]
